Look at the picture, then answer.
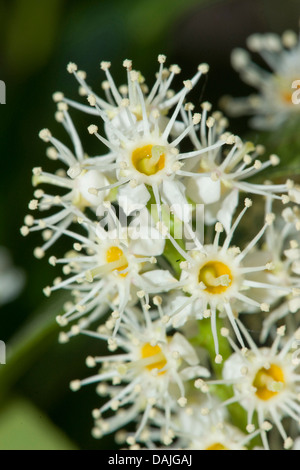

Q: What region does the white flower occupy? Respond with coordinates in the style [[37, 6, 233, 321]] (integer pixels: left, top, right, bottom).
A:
[[44, 208, 177, 334], [142, 395, 261, 449], [183, 104, 289, 231], [85, 94, 225, 223], [58, 57, 227, 221], [221, 323, 300, 450], [21, 105, 111, 258], [0, 247, 25, 306], [173, 402, 256, 450], [166, 200, 292, 360], [222, 29, 300, 129], [251, 205, 300, 341], [69, 304, 209, 445]]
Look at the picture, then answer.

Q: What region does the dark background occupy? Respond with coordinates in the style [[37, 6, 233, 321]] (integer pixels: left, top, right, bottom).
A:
[[0, 0, 299, 450]]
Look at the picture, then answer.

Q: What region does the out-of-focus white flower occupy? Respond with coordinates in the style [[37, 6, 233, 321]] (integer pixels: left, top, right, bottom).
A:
[[0, 247, 25, 306], [221, 323, 300, 450], [168, 398, 259, 450], [222, 29, 300, 129], [69, 304, 210, 445], [255, 205, 300, 341]]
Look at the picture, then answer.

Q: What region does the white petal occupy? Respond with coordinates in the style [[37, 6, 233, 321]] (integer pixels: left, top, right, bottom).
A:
[[118, 183, 150, 216], [186, 175, 221, 204], [161, 180, 191, 222], [289, 297, 300, 314], [223, 352, 245, 381], [169, 332, 199, 366], [289, 188, 300, 204], [179, 365, 210, 381], [130, 226, 165, 256], [292, 261, 300, 275], [77, 170, 110, 206], [139, 270, 177, 292], [104, 108, 137, 145], [217, 188, 239, 233], [284, 248, 300, 260]]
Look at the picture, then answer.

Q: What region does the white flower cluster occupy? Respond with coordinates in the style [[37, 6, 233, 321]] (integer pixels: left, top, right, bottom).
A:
[[222, 28, 300, 129], [23, 51, 300, 450]]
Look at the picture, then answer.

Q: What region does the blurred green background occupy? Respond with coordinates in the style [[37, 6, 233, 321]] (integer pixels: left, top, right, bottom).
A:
[[0, 0, 299, 450]]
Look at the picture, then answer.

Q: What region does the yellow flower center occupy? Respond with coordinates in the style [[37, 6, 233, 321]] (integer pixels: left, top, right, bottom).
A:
[[206, 443, 227, 450], [132, 144, 165, 176], [281, 90, 294, 105], [274, 75, 298, 106], [253, 363, 285, 401], [141, 342, 167, 375], [198, 261, 233, 294], [106, 246, 128, 277]]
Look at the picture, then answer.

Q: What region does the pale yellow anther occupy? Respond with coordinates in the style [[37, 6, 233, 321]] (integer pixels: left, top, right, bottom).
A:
[[87, 95, 97, 106], [67, 62, 78, 73], [158, 54, 166, 64], [39, 128, 52, 142], [198, 63, 209, 74], [270, 154, 280, 166], [183, 80, 193, 90], [169, 64, 181, 74], [52, 91, 64, 102], [100, 61, 111, 71], [70, 380, 81, 391], [123, 59, 132, 70], [88, 124, 98, 134]]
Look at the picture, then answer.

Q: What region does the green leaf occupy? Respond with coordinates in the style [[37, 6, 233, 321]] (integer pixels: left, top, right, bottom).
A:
[[125, 0, 218, 46], [3, 0, 63, 77], [0, 396, 77, 450], [0, 293, 66, 401]]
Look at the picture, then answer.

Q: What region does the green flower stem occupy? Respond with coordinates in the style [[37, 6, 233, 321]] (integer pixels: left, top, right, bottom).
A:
[[146, 187, 186, 277], [0, 294, 65, 403]]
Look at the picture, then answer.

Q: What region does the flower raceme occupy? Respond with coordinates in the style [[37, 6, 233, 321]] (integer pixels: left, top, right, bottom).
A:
[[23, 52, 300, 450]]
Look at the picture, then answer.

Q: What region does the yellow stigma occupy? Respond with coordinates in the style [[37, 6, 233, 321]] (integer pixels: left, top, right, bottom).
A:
[[141, 342, 167, 375], [253, 363, 285, 401], [206, 443, 228, 450], [106, 246, 128, 277], [274, 75, 297, 106], [132, 144, 165, 176], [281, 90, 293, 105], [198, 261, 233, 294]]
